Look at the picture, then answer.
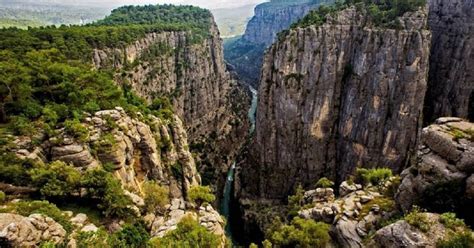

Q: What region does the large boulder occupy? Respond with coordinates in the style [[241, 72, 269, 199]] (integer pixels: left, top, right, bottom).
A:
[[396, 118, 474, 219], [0, 213, 66, 247], [366, 213, 469, 248]]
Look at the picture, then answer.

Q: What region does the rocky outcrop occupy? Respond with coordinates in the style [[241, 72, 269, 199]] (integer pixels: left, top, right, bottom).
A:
[[299, 179, 399, 248], [396, 118, 474, 222], [13, 108, 200, 199], [239, 6, 431, 201], [93, 20, 250, 190], [0, 213, 66, 247], [149, 198, 226, 246], [224, 0, 335, 87], [366, 213, 465, 248], [424, 0, 474, 123]]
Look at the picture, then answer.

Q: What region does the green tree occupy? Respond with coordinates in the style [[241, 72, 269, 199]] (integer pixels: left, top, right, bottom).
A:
[[270, 217, 330, 248], [143, 181, 169, 213], [187, 185, 216, 206], [29, 161, 81, 199]]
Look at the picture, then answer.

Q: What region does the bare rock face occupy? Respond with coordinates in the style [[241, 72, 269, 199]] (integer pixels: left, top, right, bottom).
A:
[[396, 118, 474, 222], [225, 0, 335, 87], [239, 6, 431, 201], [93, 20, 250, 189], [424, 0, 474, 123], [0, 213, 66, 247]]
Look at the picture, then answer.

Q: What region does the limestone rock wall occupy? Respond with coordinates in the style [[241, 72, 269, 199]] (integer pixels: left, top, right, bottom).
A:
[[239, 6, 431, 201], [424, 0, 474, 123], [92, 19, 250, 193], [14, 108, 200, 199], [225, 0, 335, 87]]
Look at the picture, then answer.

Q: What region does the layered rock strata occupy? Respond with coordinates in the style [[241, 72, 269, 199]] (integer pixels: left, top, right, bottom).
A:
[[93, 19, 250, 191]]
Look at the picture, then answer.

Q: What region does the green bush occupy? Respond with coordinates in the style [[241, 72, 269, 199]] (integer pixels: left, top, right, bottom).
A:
[[404, 206, 431, 232], [440, 213, 466, 230], [287, 184, 305, 218], [355, 168, 392, 186], [1, 200, 73, 233], [64, 119, 90, 142], [0, 191, 5, 203], [187, 185, 216, 206], [149, 215, 220, 247], [315, 177, 334, 188], [437, 231, 474, 248], [263, 239, 273, 248], [29, 161, 81, 199], [143, 181, 169, 213], [270, 217, 330, 248], [110, 221, 150, 248], [249, 243, 258, 248], [76, 228, 112, 248], [81, 169, 134, 219]]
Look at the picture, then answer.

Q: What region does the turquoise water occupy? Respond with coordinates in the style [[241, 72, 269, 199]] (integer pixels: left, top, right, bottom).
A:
[[220, 85, 258, 241]]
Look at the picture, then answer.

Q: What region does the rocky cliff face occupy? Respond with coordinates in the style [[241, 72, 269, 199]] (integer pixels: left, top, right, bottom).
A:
[[397, 117, 474, 224], [224, 0, 334, 87], [13, 108, 200, 199], [93, 19, 250, 191], [424, 0, 474, 123], [238, 6, 431, 201]]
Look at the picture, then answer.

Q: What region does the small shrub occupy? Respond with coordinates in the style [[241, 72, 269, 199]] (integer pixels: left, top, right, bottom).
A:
[[287, 184, 305, 218], [262, 239, 273, 248], [440, 212, 466, 230], [187, 185, 216, 206], [315, 177, 334, 188], [0, 191, 5, 203], [143, 181, 169, 213], [149, 215, 220, 247], [437, 231, 474, 248], [81, 169, 134, 219], [29, 161, 81, 199], [76, 228, 111, 248], [64, 119, 89, 142], [249, 243, 258, 248], [110, 221, 150, 248], [270, 217, 330, 247], [405, 206, 431, 232], [355, 168, 392, 186]]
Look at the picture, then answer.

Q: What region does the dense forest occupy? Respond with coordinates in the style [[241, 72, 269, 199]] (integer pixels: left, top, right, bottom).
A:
[[0, 4, 212, 134]]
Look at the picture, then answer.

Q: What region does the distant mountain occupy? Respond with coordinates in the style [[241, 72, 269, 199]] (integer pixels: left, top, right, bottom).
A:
[[213, 4, 256, 38]]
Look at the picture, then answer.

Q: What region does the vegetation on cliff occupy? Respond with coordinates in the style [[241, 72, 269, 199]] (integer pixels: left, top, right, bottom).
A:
[[292, 0, 426, 30]]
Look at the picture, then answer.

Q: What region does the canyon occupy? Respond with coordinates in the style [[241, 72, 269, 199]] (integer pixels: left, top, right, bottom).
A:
[[0, 0, 473, 247]]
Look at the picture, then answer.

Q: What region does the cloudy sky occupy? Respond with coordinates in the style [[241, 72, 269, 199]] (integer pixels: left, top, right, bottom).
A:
[[25, 0, 268, 9]]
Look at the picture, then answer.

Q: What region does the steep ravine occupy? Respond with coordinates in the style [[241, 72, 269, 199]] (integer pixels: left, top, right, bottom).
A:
[[225, 0, 335, 87], [93, 19, 251, 200], [236, 5, 432, 238]]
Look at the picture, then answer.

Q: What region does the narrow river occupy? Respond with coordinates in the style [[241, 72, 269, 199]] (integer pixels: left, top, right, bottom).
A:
[[220, 85, 258, 242]]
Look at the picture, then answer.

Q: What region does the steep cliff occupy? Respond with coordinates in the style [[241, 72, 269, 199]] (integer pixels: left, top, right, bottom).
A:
[[239, 5, 431, 202], [224, 0, 335, 87], [93, 18, 250, 191], [424, 0, 474, 123]]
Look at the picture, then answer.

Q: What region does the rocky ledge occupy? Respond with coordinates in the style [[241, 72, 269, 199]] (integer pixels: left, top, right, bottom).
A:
[[397, 117, 474, 222]]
